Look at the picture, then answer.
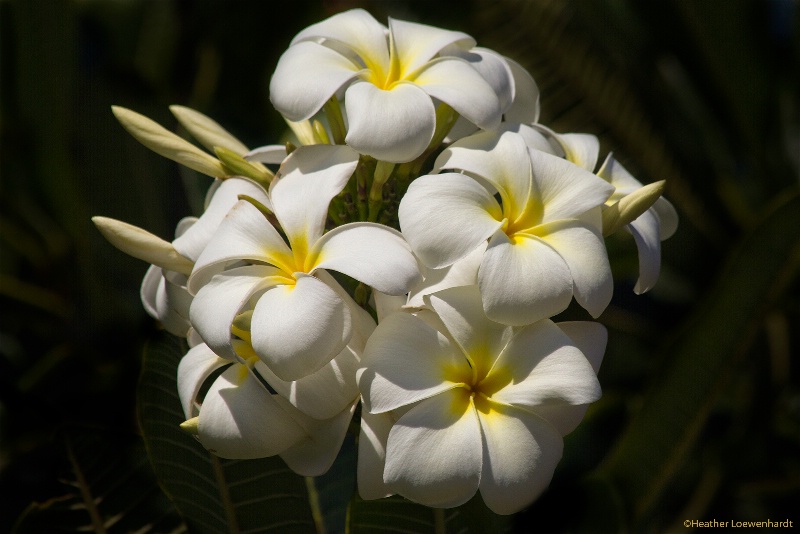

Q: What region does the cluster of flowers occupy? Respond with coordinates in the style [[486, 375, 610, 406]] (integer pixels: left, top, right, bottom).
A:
[[95, 9, 677, 515]]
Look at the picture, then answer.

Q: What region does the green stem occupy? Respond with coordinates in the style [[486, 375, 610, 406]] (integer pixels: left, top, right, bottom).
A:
[[433, 507, 446, 534], [368, 161, 395, 222]]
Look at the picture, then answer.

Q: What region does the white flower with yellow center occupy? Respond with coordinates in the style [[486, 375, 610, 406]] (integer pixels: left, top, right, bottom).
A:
[[399, 130, 615, 325], [269, 8, 510, 163], [188, 144, 420, 381], [356, 286, 605, 514]]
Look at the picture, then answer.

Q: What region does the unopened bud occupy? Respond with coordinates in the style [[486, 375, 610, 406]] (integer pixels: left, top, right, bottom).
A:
[[603, 180, 666, 236], [215, 146, 273, 185], [92, 216, 194, 275], [112, 106, 227, 178], [169, 105, 249, 155], [179, 417, 200, 435]]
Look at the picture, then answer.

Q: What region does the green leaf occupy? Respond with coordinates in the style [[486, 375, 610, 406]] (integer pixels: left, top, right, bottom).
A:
[[12, 427, 184, 534], [598, 190, 800, 527], [137, 332, 318, 533]]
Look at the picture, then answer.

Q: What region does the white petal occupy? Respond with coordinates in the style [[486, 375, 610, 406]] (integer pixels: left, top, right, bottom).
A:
[[479, 232, 573, 325], [453, 47, 515, 113], [269, 41, 361, 121], [504, 57, 540, 123], [190, 265, 289, 361], [434, 130, 532, 222], [357, 409, 395, 500], [529, 148, 614, 222], [244, 144, 287, 165], [291, 9, 388, 63], [478, 405, 562, 515], [556, 133, 600, 172], [627, 209, 662, 294], [359, 312, 465, 413], [314, 269, 376, 350], [487, 319, 602, 408], [406, 241, 485, 308], [384, 389, 482, 508], [157, 270, 193, 337], [140, 264, 162, 320], [425, 286, 512, 377], [250, 275, 352, 381], [390, 18, 474, 77], [173, 178, 270, 261], [497, 123, 555, 155], [653, 196, 679, 240], [596, 152, 644, 190], [188, 200, 296, 293], [310, 222, 420, 295], [269, 144, 359, 251], [254, 343, 359, 420], [279, 400, 358, 477], [372, 291, 408, 322], [531, 321, 607, 436], [177, 343, 228, 419], [197, 365, 306, 459], [344, 81, 435, 163], [535, 220, 613, 317], [399, 173, 503, 269], [412, 57, 501, 130], [556, 321, 608, 374]]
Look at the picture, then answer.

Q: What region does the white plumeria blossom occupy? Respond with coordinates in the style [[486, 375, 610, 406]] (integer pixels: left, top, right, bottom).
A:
[[269, 8, 510, 163], [399, 130, 615, 325], [140, 177, 270, 337], [176, 340, 358, 474], [357, 286, 606, 514], [188, 144, 420, 381]]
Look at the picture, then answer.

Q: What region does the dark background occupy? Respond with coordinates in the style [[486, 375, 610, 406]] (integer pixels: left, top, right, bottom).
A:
[[1, 0, 799, 532]]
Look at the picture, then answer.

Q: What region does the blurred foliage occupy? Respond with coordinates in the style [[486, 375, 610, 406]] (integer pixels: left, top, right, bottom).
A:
[[1, 0, 798, 532]]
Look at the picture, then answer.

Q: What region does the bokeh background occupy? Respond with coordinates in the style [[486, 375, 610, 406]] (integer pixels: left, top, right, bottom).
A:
[[1, 0, 799, 532]]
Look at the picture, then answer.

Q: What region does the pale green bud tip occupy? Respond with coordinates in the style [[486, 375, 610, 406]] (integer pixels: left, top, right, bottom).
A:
[[169, 105, 249, 155], [110, 105, 227, 178], [215, 146, 273, 185], [180, 417, 200, 435], [91, 216, 194, 276], [603, 180, 666, 236]]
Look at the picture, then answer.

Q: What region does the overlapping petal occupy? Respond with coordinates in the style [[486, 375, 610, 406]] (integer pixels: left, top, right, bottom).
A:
[[269, 41, 362, 122], [383, 389, 482, 508], [250, 274, 352, 381], [190, 265, 290, 361], [344, 81, 435, 162], [479, 232, 573, 325], [411, 58, 501, 131], [434, 130, 532, 221], [290, 8, 388, 60], [359, 312, 465, 413], [477, 405, 563, 515], [177, 343, 228, 419], [628, 209, 662, 294], [533, 220, 613, 317], [486, 320, 602, 409], [357, 410, 394, 500], [399, 173, 504, 269], [188, 200, 296, 293], [279, 399, 358, 477], [390, 18, 474, 77], [197, 365, 306, 459], [269, 144, 359, 251], [309, 222, 420, 295]]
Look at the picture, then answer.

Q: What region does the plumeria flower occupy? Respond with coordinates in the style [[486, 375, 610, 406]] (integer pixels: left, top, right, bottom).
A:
[[357, 285, 606, 514], [597, 153, 679, 293], [177, 338, 358, 474], [399, 130, 615, 325], [188, 144, 419, 381], [517, 128, 679, 294], [269, 8, 510, 163]]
